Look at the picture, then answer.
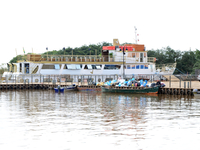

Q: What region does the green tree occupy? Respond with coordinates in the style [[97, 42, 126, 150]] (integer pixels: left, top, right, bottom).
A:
[[148, 47, 196, 74], [191, 49, 200, 74], [0, 63, 7, 74]]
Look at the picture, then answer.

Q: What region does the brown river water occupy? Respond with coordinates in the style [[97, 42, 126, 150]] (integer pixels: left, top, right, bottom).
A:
[[0, 90, 200, 150]]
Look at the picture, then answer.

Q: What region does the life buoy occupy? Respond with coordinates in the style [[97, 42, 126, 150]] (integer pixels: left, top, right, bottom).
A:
[[19, 79, 24, 83]]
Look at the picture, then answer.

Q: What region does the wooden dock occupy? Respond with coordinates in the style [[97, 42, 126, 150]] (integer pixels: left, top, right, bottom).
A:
[[0, 82, 195, 96]]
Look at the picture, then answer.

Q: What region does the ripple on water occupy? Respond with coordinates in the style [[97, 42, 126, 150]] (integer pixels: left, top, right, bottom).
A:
[[0, 91, 200, 149]]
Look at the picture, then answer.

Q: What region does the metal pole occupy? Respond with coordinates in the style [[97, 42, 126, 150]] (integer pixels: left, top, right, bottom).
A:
[[81, 75, 83, 85], [46, 47, 48, 61], [123, 47, 124, 79]]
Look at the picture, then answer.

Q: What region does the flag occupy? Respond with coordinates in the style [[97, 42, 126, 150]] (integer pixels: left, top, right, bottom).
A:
[[23, 47, 25, 54]]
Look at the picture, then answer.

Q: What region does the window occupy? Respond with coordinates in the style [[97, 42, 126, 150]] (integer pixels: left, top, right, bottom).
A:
[[141, 65, 144, 69], [55, 64, 60, 70], [87, 65, 93, 69], [92, 65, 97, 69], [140, 53, 143, 62], [145, 65, 148, 69], [83, 65, 101, 70], [76, 65, 81, 69], [127, 65, 131, 69], [104, 65, 121, 70], [96, 65, 101, 70], [84, 65, 88, 69], [65, 64, 81, 70], [132, 65, 135, 69], [42, 65, 55, 69], [136, 65, 139, 69], [67, 65, 72, 69]]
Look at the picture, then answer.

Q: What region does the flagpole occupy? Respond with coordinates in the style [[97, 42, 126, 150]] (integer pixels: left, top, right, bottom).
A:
[[46, 47, 48, 61], [23, 47, 25, 61]]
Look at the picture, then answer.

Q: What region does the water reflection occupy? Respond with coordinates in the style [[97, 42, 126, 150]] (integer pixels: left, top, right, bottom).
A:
[[0, 90, 200, 150]]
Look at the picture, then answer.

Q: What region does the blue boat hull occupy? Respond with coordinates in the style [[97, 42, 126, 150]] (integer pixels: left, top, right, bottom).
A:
[[54, 88, 64, 92]]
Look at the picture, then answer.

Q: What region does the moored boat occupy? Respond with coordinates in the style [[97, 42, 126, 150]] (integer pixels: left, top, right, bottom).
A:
[[77, 85, 101, 91], [64, 84, 77, 91], [54, 87, 64, 93], [193, 89, 200, 97], [2, 34, 176, 83], [101, 85, 160, 94], [54, 85, 64, 92]]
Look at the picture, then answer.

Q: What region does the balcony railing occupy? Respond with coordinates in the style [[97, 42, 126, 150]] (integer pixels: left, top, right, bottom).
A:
[[17, 54, 156, 63]]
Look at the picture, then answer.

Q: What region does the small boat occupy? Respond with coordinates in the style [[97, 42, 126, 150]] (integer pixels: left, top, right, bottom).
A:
[[193, 89, 200, 97], [54, 85, 64, 93], [101, 85, 160, 94], [77, 85, 101, 91], [64, 84, 77, 91], [54, 88, 65, 93]]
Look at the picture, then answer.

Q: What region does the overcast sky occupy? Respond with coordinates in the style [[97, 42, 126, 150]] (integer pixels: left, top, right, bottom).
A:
[[0, 0, 199, 64]]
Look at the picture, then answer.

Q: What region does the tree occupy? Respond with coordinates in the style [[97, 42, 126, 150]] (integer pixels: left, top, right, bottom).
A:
[[148, 47, 197, 74], [191, 49, 200, 74], [0, 63, 7, 74]]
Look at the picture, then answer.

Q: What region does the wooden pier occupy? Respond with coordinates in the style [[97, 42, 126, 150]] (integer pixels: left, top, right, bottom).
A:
[[0, 83, 66, 90], [158, 87, 193, 95], [0, 83, 195, 96]]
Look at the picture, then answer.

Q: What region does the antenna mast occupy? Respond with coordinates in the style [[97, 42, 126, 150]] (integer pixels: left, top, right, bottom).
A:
[[134, 26, 139, 44]]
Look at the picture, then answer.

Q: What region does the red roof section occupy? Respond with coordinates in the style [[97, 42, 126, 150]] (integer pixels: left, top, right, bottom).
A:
[[102, 44, 145, 51], [102, 46, 133, 51]]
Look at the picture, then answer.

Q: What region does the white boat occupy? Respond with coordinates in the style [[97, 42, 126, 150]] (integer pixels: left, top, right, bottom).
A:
[[64, 84, 77, 91], [2, 39, 176, 83], [193, 89, 200, 97]]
